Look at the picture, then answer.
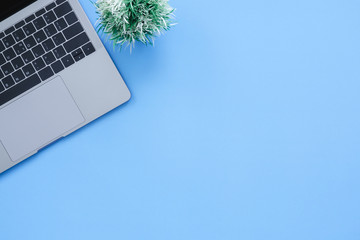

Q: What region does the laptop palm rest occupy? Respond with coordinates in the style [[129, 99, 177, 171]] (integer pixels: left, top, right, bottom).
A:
[[0, 76, 85, 161]]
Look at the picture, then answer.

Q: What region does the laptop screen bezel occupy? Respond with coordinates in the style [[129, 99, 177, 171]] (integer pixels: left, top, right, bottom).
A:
[[0, 0, 37, 22]]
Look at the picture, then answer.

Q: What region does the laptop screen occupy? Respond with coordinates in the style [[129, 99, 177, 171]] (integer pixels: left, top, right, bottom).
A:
[[0, 0, 36, 22]]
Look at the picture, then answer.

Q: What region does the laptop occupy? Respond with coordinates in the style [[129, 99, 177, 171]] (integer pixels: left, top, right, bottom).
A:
[[0, 0, 131, 173]]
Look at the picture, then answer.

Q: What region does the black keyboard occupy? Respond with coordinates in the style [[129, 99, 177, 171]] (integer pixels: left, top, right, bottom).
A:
[[0, 0, 95, 107]]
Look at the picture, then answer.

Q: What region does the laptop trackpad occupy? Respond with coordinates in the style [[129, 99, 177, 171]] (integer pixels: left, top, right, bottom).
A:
[[0, 76, 85, 161]]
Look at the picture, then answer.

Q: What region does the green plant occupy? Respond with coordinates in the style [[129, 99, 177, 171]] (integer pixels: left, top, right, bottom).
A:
[[94, 0, 175, 50]]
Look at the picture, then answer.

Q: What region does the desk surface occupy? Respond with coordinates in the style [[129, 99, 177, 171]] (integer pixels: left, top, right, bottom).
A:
[[1, 0, 360, 239]]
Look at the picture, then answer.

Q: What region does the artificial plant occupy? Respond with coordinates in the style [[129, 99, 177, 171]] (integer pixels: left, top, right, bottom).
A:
[[94, 0, 175, 50]]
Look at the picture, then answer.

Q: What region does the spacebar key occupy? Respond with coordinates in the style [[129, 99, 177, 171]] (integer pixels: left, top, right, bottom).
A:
[[63, 32, 89, 53], [0, 74, 41, 106]]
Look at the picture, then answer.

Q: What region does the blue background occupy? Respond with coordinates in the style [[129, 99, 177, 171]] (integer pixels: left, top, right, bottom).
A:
[[1, 0, 360, 239]]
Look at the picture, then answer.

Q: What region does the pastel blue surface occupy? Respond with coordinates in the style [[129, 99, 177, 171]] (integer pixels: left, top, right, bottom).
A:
[[1, 0, 360, 239]]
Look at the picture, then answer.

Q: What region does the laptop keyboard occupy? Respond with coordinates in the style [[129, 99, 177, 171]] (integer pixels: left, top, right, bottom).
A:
[[0, 0, 95, 107]]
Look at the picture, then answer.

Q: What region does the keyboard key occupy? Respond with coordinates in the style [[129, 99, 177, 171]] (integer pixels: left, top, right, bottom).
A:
[[51, 60, 64, 73], [35, 8, 46, 17], [15, 20, 26, 29], [63, 22, 83, 40], [34, 30, 47, 43], [43, 11, 57, 24], [65, 12, 78, 25], [63, 32, 89, 53], [13, 28, 26, 41], [54, 2, 72, 18], [0, 70, 4, 79], [44, 24, 57, 37], [32, 45, 45, 58], [39, 66, 54, 81], [0, 80, 4, 93], [53, 46, 66, 58], [0, 74, 41, 106], [12, 56, 25, 69], [3, 48, 16, 61], [32, 58, 46, 71], [56, 0, 66, 4], [0, 53, 6, 65], [54, 18, 67, 31], [23, 23, 36, 35], [82, 42, 95, 56], [1, 63, 14, 75], [22, 50, 35, 64], [3, 35, 15, 48], [13, 42, 26, 55], [12, 69, 25, 83], [43, 52, 56, 65], [0, 41, 5, 52], [0, 32, 4, 39], [46, 3, 56, 11], [2, 76, 15, 88], [52, 32, 65, 45], [22, 63, 35, 76], [33, 17, 46, 30], [5, 26, 15, 35], [25, 14, 35, 23], [42, 39, 55, 51], [24, 36, 37, 48], [71, 48, 85, 62], [61, 54, 74, 68]]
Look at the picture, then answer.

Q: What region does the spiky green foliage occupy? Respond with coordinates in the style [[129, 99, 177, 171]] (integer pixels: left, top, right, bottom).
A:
[[94, 0, 175, 49]]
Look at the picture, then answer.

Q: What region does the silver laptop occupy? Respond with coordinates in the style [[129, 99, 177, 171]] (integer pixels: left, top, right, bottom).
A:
[[0, 0, 131, 173]]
